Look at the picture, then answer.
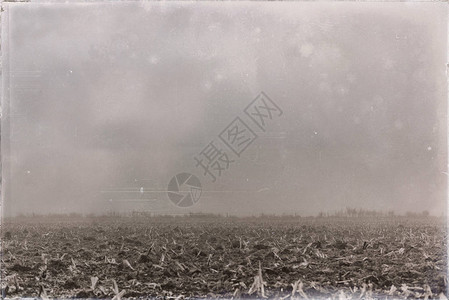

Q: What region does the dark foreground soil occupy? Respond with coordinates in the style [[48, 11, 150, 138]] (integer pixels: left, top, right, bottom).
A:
[[1, 216, 447, 299]]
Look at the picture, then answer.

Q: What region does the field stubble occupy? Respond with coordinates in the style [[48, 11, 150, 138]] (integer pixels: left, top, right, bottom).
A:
[[1, 216, 447, 299]]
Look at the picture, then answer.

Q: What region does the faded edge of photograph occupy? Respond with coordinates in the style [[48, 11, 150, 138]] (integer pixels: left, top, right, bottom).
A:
[[0, 1, 448, 300]]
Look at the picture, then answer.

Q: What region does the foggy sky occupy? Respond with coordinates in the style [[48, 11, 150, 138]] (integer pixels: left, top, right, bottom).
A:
[[2, 2, 447, 216]]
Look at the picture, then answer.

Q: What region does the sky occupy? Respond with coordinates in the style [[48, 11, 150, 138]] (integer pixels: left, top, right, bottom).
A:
[[2, 2, 447, 216]]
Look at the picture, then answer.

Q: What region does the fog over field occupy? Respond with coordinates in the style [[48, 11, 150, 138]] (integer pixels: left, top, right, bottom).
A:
[[2, 2, 447, 217]]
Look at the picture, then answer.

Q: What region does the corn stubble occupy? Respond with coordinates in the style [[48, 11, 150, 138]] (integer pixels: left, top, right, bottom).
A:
[[1, 216, 447, 299]]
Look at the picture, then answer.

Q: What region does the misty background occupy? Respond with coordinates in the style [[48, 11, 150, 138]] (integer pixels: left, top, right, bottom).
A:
[[2, 2, 447, 217]]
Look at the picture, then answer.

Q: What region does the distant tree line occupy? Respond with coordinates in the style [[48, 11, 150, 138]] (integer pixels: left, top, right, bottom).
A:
[[317, 207, 431, 218], [7, 208, 435, 220]]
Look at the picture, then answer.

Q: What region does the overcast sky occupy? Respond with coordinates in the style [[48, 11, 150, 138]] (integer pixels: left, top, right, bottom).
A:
[[3, 2, 447, 216]]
